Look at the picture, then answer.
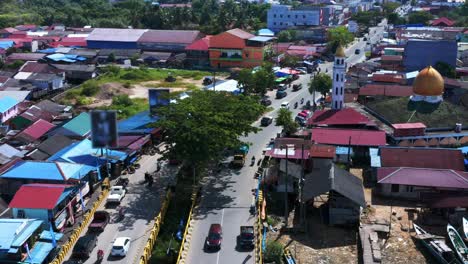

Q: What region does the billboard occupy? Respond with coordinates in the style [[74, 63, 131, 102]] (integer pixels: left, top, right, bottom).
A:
[[90, 110, 118, 148], [149, 88, 170, 115]]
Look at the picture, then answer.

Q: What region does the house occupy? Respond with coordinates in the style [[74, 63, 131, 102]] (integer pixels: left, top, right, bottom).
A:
[[136, 30, 202, 52], [14, 72, 65, 90], [0, 218, 58, 264], [97, 49, 141, 64], [25, 134, 74, 161], [311, 128, 387, 146], [358, 84, 413, 98], [51, 64, 96, 82], [18, 61, 64, 75], [0, 144, 23, 165], [304, 163, 365, 225], [10, 105, 54, 130], [209, 28, 274, 68], [35, 99, 69, 116], [86, 28, 147, 49], [0, 96, 19, 124], [50, 112, 91, 139], [0, 161, 95, 196], [403, 39, 457, 71], [140, 51, 174, 66], [430, 17, 455, 27], [307, 108, 376, 128], [5, 53, 45, 64], [0, 27, 18, 38], [15, 119, 56, 143], [0, 91, 32, 102], [9, 184, 79, 230]]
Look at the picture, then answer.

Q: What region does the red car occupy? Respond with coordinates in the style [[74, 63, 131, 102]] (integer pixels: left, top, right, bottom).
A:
[[205, 224, 222, 250]]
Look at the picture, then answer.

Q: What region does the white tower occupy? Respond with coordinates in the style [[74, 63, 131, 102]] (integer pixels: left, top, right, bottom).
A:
[[332, 46, 346, 110]]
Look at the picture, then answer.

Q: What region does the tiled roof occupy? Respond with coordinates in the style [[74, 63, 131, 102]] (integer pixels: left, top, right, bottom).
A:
[[226, 28, 255, 39], [61, 112, 91, 137], [377, 167, 468, 189], [379, 147, 465, 171], [138, 30, 201, 44], [9, 184, 72, 209], [307, 108, 375, 126], [311, 128, 386, 146], [17, 119, 55, 142]]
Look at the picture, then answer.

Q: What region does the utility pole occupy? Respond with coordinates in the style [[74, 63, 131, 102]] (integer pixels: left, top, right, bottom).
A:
[[300, 143, 305, 230], [284, 145, 289, 226], [213, 71, 216, 91]]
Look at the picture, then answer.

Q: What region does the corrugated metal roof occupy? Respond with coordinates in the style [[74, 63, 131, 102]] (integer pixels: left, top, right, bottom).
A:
[[377, 167, 468, 189], [0, 96, 17, 113], [0, 219, 43, 251], [13, 71, 32, 80], [308, 108, 375, 126], [0, 144, 20, 158], [392, 123, 426, 129], [310, 144, 336, 158], [248, 36, 275, 42], [87, 28, 147, 42], [0, 91, 30, 102], [185, 36, 211, 51], [311, 128, 386, 146], [9, 184, 71, 209], [61, 112, 90, 137], [359, 84, 413, 97], [17, 119, 55, 141], [0, 161, 93, 181], [118, 110, 158, 134], [138, 30, 201, 44], [6, 53, 45, 61], [226, 28, 254, 39], [379, 147, 465, 170]]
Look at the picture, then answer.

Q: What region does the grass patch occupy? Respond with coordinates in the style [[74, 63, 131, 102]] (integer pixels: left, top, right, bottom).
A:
[[366, 97, 468, 128], [150, 174, 194, 264], [98, 95, 148, 119]]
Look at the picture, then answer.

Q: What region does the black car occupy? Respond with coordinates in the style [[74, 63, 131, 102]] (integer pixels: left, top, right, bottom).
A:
[[260, 116, 273, 126], [238, 226, 254, 249], [355, 49, 361, 55], [72, 234, 98, 259], [276, 91, 287, 99], [292, 84, 302, 91], [260, 98, 272, 106]]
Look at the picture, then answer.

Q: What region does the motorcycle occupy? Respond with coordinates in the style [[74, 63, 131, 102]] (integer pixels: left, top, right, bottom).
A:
[[250, 156, 256, 166], [294, 102, 298, 109], [300, 98, 304, 104], [97, 249, 104, 263]]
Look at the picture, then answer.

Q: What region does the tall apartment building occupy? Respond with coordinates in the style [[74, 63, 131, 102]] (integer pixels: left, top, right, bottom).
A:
[[267, 5, 325, 33]]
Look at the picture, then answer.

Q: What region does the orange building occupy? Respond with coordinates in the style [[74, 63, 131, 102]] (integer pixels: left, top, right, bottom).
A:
[[209, 28, 274, 68]]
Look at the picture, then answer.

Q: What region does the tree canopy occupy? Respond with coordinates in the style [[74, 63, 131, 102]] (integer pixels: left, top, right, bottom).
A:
[[237, 63, 275, 96], [155, 90, 264, 171], [275, 108, 298, 136], [434, 61, 456, 78], [309, 73, 332, 97], [408, 11, 433, 25], [327, 26, 354, 53]]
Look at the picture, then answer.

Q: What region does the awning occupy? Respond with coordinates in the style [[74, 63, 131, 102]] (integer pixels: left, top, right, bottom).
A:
[[264, 149, 310, 160], [128, 135, 151, 151], [27, 241, 55, 264], [39, 230, 63, 242]]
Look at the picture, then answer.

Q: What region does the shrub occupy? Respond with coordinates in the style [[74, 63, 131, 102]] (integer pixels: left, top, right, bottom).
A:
[[81, 81, 100, 96], [75, 96, 93, 106], [113, 94, 133, 106], [264, 240, 284, 264]]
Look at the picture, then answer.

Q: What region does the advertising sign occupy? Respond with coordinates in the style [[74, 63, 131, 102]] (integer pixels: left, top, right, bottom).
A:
[[149, 88, 170, 115], [90, 110, 118, 148]]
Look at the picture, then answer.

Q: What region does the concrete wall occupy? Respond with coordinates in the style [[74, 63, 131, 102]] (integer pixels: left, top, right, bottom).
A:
[[0, 104, 18, 123], [379, 184, 419, 199]]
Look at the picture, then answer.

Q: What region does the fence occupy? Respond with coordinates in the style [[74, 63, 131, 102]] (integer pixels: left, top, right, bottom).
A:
[[49, 188, 109, 264], [255, 190, 264, 264], [175, 186, 200, 264], [138, 189, 173, 264]]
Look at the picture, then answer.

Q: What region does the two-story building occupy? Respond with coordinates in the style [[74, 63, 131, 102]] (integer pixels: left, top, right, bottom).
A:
[[209, 29, 274, 68]]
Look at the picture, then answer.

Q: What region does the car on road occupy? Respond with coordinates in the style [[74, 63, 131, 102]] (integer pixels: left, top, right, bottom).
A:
[[355, 49, 361, 55], [111, 237, 131, 257], [107, 186, 126, 204], [276, 90, 287, 99], [292, 83, 302, 91], [72, 234, 98, 259], [260, 116, 273, 126], [89, 211, 110, 232], [295, 67, 307, 74], [260, 97, 272, 106], [238, 226, 254, 250], [277, 84, 287, 91], [280, 101, 290, 109], [205, 224, 222, 250]]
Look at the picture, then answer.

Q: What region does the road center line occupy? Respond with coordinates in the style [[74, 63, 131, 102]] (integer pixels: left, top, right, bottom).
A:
[[217, 208, 225, 264]]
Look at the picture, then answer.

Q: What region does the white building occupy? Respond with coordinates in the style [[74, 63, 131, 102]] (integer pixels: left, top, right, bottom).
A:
[[332, 46, 346, 110]]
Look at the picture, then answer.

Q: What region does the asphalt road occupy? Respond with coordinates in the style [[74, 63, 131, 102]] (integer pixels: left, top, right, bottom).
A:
[[185, 23, 387, 264], [64, 153, 176, 264]]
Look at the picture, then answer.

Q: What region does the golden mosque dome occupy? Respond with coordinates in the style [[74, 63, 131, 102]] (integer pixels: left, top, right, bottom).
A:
[[412, 66, 444, 96], [335, 45, 345, 57]]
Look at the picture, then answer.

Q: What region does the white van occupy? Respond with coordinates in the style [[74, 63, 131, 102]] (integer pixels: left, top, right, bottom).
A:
[[280, 102, 290, 109]]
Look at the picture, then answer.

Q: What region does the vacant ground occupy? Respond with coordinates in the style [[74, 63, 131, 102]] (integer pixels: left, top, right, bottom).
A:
[[366, 97, 468, 128]]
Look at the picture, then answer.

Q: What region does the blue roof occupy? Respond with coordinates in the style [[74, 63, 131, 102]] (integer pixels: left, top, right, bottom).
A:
[[118, 110, 158, 134], [0, 41, 14, 49], [0, 219, 43, 253], [59, 112, 91, 137], [0, 96, 18, 114], [249, 36, 275, 42], [39, 230, 63, 242], [336, 146, 354, 155], [46, 53, 86, 62], [37, 48, 57, 54], [0, 161, 95, 181], [28, 241, 55, 264], [459, 146, 468, 154], [258, 29, 275, 37], [48, 139, 128, 166]]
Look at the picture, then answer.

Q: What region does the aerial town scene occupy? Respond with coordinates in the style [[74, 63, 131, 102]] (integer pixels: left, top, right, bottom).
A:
[[0, 0, 467, 264]]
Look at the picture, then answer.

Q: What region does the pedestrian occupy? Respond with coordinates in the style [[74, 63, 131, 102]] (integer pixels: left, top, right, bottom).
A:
[[144, 172, 150, 183]]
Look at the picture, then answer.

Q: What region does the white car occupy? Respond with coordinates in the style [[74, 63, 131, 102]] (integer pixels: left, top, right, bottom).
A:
[[107, 186, 126, 204], [280, 101, 290, 109], [111, 237, 131, 257]]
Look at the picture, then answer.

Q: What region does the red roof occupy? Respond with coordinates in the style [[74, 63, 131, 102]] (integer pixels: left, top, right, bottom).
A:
[[138, 30, 201, 44], [392, 123, 426, 129], [307, 108, 375, 126], [17, 119, 55, 141], [377, 167, 468, 189], [310, 144, 336, 158], [381, 55, 403, 62], [311, 128, 386, 146], [359, 84, 413, 97], [20, 105, 54, 122], [431, 17, 455, 27], [9, 184, 71, 209], [379, 147, 465, 171], [226, 28, 254, 40], [371, 73, 404, 84], [0, 27, 18, 34], [185, 35, 212, 51], [444, 77, 460, 88]]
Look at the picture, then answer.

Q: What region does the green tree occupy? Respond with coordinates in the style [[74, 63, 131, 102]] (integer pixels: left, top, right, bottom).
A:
[[237, 69, 254, 95], [328, 26, 354, 53], [434, 61, 456, 78], [309, 73, 332, 97], [264, 240, 284, 264], [408, 11, 433, 25], [277, 30, 296, 42], [155, 90, 264, 182], [280, 55, 298, 68], [275, 108, 298, 136], [107, 53, 116, 63], [5, 60, 25, 70]]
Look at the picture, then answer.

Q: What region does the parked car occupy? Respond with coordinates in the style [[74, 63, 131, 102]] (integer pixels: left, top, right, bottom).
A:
[[261, 116, 273, 126], [107, 186, 126, 204], [111, 237, 131, 257], [280, 101, 290, 109], [205, 224, 223, 250], [295, 115, 306, 126], [115, 177, 129, 188], [292, 84, 302, 91], [89, 211, 110, 232], [260, 98, 272, 106], [295, 67, 307, 74], [277, 84, 287, 91], [276, 90, 287, 99], [355, 49, 361, 55], [72, 234, 98, 259], [238, 226, 254, 249]]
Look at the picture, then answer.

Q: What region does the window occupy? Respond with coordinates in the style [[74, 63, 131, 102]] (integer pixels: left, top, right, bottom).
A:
[[336, 74, 339, 81], [340, 101, 342, 108], [341, 87, 343, 95], [334, 101, 337, 109], [274, 14, 276, 18], [274, 22, 276, 25], [280, 22, 283, 25], [288, 15, 290, 18], [303, 15, 306, 18], [295, 15, 298, 18], [391, 184, 399, 193], [280, 15, 283, 18], [17, 210, 25, 218], [341, 74, 343, 82], [406, 186, 414, 192]]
